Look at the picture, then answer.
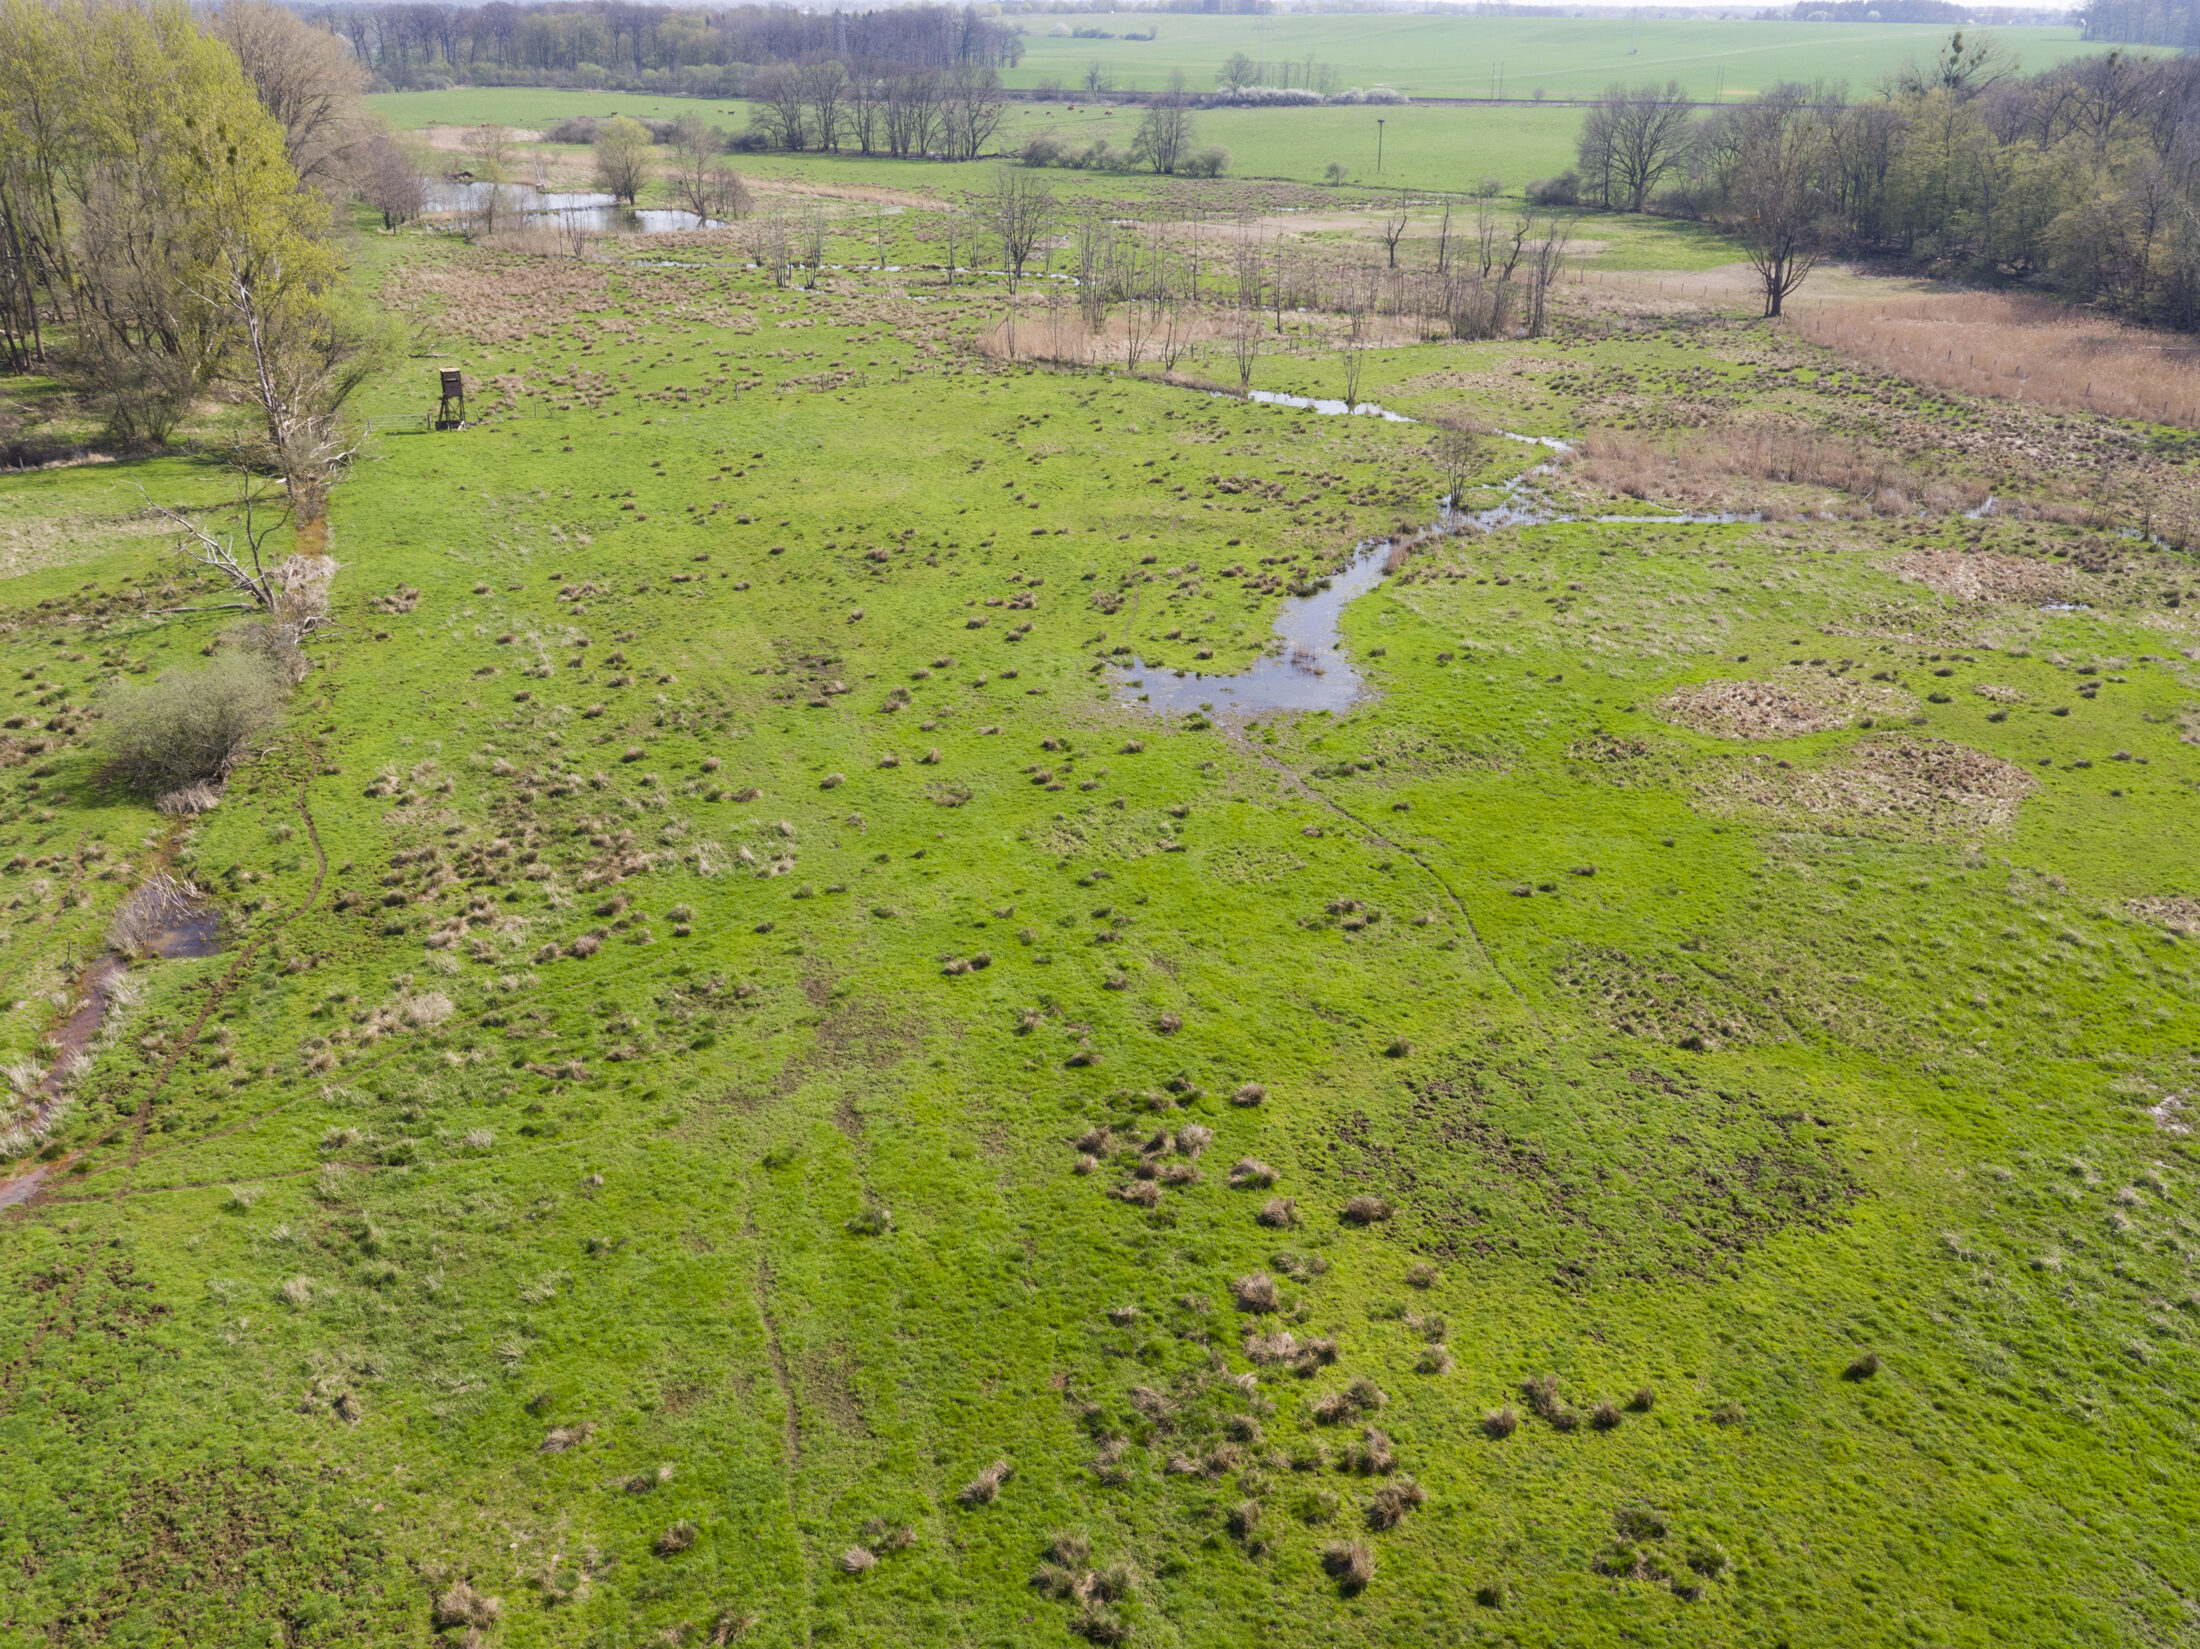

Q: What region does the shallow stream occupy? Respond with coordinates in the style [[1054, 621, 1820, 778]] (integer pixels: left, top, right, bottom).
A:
[[1107, 393, 1756, 716]]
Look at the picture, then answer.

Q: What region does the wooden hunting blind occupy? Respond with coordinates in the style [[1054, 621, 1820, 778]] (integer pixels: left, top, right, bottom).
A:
[[436, 370, 466, 430]]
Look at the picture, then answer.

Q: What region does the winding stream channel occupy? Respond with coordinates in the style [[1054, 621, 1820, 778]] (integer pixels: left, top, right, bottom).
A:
[[1107, 390, 1759, 716]]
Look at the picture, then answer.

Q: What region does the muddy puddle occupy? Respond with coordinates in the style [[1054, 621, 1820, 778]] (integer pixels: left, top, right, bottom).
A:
[[0, 902, 218, 1209]]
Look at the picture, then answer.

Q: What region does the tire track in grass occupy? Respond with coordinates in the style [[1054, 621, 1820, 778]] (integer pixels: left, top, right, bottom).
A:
[[0, 754, 327, 1402], [1237, 732, 1540, 1024]]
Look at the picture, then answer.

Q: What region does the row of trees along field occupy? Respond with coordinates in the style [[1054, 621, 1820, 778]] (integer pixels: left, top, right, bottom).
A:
[[310, 0, 1023, 93], [1569, 38, 2200, 326], [0, 0, 387, 512]]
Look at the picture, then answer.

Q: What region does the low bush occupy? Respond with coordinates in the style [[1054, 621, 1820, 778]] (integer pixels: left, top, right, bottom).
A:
[[99, 651, 286, 797], [1526, 170, 1580, 207]]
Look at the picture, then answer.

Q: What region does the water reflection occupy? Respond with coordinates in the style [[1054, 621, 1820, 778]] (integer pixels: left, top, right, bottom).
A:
[[422, 179, 719, 235], [1109, 542, 1393, 716]]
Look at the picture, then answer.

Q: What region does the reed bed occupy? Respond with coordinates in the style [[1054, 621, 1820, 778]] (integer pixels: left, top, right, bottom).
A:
[[1787, 293, 2200, 429]]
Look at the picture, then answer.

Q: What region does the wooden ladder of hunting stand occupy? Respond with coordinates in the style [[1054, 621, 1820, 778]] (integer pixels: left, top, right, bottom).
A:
[[435, 369, 466, 430]]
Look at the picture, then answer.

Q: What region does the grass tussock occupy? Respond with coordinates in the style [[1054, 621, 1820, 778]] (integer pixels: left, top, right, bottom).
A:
[[959, 1458, 1014, 1506], [1232, 1271, 1282, 1312], [1322, 1539, 1374, 1594]]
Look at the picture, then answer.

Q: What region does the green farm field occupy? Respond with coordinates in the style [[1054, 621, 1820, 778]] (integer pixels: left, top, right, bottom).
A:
[[373, 90, 1671, 205], [1007, 13, 2112, 101], [4, 186, 2200, 1648]]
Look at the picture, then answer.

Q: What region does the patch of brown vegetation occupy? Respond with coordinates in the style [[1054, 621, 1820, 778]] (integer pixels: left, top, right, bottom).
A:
[[1790, 291, 2200, 430], [1711, 735, 2036, 836], [1889, 550, 2083, 606], [1571, 425, 1988, 519], [1658, 668, 1910, 740], [2126, 896, 2200, 937]]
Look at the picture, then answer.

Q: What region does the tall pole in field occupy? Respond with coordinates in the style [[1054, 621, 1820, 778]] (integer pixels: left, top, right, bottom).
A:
[[1376, 117, 1385, 176]]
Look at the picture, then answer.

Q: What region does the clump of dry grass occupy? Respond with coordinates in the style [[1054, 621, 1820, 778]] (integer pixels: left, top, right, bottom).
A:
[[1573, 423, 1984, 518], [1341, 1195, 1393, 1226], [1416, 1344, 1454, 1375], [840, 1546, 877, 1574], [1405, 1260, 1439, 1289], [1246, 1328, 1299, 1364], [1712, 735, 2036, 837], [1365, 1475, 1425, 1530], [1322, 1539, 1374, 1593], [1232, 1271, 1282, 1312], [959, 1458, 1013, 1506], [1521, 1374, 1576, 1430], [1482, 1405, 1519, 1438], [1658, 673, 1906, 741], [1229, 1158, 1278, 1189], [1231, 1081, 1266, 1107], [398, 991, 454, 1028], [653, 1521, 698, 1556], [432, 1580, 502, 1630], [2127, 897, 2200, 937], [1257, 1196, 1300, 1229]]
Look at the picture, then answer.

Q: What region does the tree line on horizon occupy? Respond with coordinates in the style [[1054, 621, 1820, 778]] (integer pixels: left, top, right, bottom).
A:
[[1554, 35, 2200, 326], [308, 0, 1024, 97]]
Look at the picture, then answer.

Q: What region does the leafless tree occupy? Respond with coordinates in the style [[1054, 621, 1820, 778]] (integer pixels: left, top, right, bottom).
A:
[[749, 208, 792, 287], [205, 0, 372, 195], [359, 127, 426, 229], [802, 57, 850, 152], [942, 64, 1007, 161], [990, 169, 1054, 291], [143, 468, 338, 645], [1430, 424, 1483, 516], [1379, 199, 1409, 268], [1341, 292, 1368, 408], [668, 118, 750, 223], [847, 70, 883, 156], [1722, 86, 1833, 316], [1525, 214, 1574, 336], [1577, 80, 1697, 210], [797, 203, 827, 287], [1132, 77, 1198, 175], [749, 64, 810, 151], [885, 70, 941, 158]]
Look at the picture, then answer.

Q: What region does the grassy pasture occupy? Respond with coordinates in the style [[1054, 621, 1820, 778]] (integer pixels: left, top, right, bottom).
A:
[[0, 207, 2198, 1649]]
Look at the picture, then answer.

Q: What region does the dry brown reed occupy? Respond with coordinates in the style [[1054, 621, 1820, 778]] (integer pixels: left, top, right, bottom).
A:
[[1788, 293, 2200, 429], [1574, 426, 1988, 518]]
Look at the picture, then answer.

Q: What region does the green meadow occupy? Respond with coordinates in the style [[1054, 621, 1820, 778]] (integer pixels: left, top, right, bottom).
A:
[[2, 186, 2199, 1649]]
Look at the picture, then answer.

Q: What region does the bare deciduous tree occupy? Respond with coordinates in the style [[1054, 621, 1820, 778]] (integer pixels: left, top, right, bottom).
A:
[[1431, 424, 1484, 515], [1379, 200, 1409, 268], [205, 0, 371, 195], [989, 168, 1054, 291], [1722, 86, 1833, 316], [1577, 80, 1697, 211], [1132, 78, 1198, 175]]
